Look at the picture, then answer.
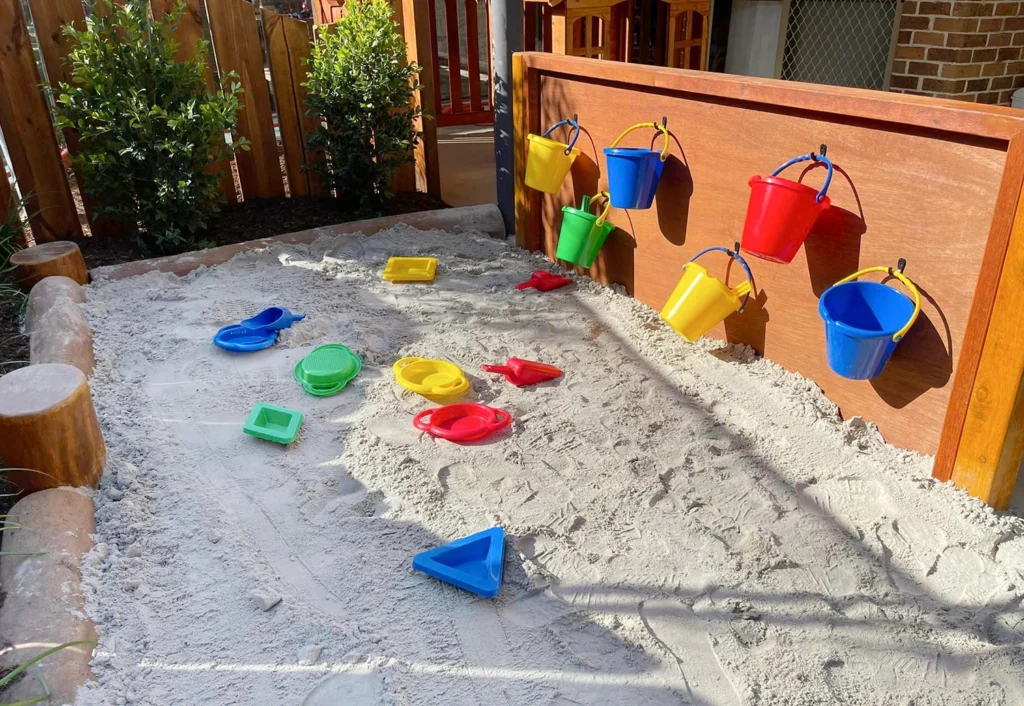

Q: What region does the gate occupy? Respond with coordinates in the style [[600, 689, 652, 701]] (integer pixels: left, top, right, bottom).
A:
[[431, 0, 493, 126]]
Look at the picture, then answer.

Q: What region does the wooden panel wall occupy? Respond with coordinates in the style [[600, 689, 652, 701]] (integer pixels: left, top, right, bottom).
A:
[[262, 9, 319, 197], [513, 53, 1024, 507], [207, 0, 285, 200], [0, 0, 80, 242]]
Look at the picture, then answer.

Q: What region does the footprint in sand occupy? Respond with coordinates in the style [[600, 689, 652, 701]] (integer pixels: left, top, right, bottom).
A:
[[303, 673, 385, 705]]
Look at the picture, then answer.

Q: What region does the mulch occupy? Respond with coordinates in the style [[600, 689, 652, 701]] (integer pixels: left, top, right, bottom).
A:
[[0, 191, 448, 374]]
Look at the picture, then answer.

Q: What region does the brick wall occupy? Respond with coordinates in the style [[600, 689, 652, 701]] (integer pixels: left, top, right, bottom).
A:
[[889, 0, 1024, 104]]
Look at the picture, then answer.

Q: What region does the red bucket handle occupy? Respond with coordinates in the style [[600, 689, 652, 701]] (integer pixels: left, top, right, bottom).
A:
[[687, 245, 755, 312], [770, 152, 834, 203]]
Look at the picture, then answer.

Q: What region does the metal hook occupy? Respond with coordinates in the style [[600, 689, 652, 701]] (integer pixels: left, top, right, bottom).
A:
[[572, 113, 578, 124], [661, 116, 668, 128], [819, 143, 828, 157], [733, 241, 741, 255], [897, 257, 907, 273]]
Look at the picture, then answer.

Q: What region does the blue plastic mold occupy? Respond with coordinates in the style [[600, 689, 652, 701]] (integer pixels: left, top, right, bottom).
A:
[[241, 307, 305, 332], [412, 527, 505, 598], [213, 324, 278, 352]]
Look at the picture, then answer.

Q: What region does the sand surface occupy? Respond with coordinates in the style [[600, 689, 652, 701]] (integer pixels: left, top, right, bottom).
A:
[[76, 226, 1024, 705]]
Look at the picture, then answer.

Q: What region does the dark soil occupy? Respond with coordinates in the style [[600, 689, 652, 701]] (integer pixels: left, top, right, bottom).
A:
[[0, 191, 448, 372]]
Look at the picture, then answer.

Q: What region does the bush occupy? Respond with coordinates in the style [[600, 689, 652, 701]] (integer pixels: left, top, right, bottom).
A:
[[305, 0, 421, 215], [54, 0, 247, 254], [0, 193, 29, 305]]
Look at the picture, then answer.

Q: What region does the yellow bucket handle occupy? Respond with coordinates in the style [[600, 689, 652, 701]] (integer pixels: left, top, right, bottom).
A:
[[609, 121, 670, 162], [591, 191, 612, 226], [834, 263, 921, 342]]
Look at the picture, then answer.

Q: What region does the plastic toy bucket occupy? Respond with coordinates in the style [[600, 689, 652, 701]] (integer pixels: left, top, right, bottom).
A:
[[526, 119, 581, 194], [556, 192, 614, 267], [660, 247, 754, 342], [818, 264, 921, 380], [603, 121, 669, 209], [741, 152, 833, 264]]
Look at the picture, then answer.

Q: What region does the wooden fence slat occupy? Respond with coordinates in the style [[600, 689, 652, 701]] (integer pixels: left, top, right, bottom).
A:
[[262, 8, 317, 198], [403, 0, 441, 196], [444, 0, 463, 114], [465, 0, 482, 113], [207, 0, 285, 199], [26, 0, 110, 233], [148, 0, 238, 203], [0, 0, 80, 242]]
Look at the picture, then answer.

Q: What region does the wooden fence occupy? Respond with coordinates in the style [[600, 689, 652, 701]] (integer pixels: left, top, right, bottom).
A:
[[0, 0, 439, 243]]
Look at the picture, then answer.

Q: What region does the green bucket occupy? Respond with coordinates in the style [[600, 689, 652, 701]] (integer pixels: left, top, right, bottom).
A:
[[556, 192, 615, 268]]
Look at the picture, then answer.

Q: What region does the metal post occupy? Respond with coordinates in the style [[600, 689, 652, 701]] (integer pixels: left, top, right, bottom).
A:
[[491, 0, 524, 236]]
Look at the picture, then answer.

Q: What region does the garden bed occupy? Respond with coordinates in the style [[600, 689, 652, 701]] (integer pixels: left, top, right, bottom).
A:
[[73, 224, 1024, 704]]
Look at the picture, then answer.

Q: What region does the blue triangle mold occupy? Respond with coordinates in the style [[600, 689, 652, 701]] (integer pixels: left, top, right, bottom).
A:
[[412, 527, 505, 598]]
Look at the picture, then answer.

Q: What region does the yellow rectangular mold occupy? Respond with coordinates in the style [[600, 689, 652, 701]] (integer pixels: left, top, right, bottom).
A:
[[383, 257, 438, 282]]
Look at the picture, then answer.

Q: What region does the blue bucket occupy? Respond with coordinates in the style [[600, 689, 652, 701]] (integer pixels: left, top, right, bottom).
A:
[[818, 265, 921, 380], [602, 121, 669, 209]]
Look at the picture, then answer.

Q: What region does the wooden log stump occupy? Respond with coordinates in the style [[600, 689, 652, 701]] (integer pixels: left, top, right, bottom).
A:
[[0, 364, 105, 492], [10, 241, 88, 292], [0, 488, 97, 705], [30, 299, 94, 374], [26, 275, 86, 334]]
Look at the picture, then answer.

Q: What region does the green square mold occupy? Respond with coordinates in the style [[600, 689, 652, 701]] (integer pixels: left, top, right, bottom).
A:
[[244, 403, 303, 444]]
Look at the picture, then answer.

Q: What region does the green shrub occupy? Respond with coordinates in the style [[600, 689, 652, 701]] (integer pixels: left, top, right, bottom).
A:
[[54, 0, 247, 254], [305, 0, 421, 215], [0, 193, 29, 305]]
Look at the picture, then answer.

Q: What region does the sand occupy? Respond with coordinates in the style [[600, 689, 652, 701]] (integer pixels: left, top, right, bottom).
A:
[[75, 225, 1024, 706]]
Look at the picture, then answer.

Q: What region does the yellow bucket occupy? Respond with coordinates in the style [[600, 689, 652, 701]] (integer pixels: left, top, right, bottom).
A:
[[526, 118, 581, 194], [660, 246, 754, 342]]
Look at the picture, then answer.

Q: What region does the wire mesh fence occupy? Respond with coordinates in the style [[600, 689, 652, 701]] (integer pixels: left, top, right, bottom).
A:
[[781, 0, 899, 90]]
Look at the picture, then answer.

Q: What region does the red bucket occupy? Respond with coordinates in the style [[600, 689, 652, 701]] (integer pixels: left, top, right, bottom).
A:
[[741, 152, 833, 264]]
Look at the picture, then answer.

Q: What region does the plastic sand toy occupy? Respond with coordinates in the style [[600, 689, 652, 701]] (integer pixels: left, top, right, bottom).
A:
[[481, 358, 563, 386], [393, 357, 469, 399], [243, 403, 303, 444], [412, 527, 506, 598], [214, 324, 278, 352], [383, 257, 437, 282], [413, 403, 512, 442], [294, 344, 362, 396], [516, 270, 573, 292], [240, 307, 305, 331]]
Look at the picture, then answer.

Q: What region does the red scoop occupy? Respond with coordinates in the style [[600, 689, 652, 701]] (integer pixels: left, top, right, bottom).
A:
[[413, 403, 511, 442], [516, 270, 572, 292], [481, 358, 563, 387]]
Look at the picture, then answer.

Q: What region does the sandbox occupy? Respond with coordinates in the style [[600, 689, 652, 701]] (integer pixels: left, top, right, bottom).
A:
[[68, 223, 1024, 705]]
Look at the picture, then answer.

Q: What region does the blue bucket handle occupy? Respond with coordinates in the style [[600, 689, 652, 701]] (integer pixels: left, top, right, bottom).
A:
[[542, 119, 581, 155], [771, 152, 834, 203], [688, 245, 755, 312]]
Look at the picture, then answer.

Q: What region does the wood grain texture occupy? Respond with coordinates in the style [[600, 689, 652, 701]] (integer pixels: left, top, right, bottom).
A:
[[516, 53, 1024, 458], [11, 241, 88, 292], [262, 9, 315, 197], [152, 0, 236, 203], [0, 0, 80, 242], [404, 0, 441, 195], [934, 136, 1024, 483], [207, 0, 285, 199], [0, 364, 106, 492], [513, 53, 540, 250], [948, 175, 1024, 508]]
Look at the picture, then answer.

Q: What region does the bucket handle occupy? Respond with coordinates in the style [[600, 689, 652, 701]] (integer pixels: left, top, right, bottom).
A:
[[770, 152, 834, 203], [581, 192, 613, 227], [833, 262, 921, 342], [609, 120, 670, 162], [542, 119, 581, 155], [686, 245, 755, 312]]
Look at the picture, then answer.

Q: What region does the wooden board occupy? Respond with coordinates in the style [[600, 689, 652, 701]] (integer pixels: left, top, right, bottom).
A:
[[262, 9, 318, 197], [152, 0, 236, 202], [403, 0, 441, 196], [207, 0, 285, 200], [513, 53, 1024, 505], [0, 0, 80, 242]]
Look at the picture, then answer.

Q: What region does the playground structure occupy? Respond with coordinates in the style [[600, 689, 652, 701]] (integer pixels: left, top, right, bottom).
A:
[[514, 51, 1024, 510]]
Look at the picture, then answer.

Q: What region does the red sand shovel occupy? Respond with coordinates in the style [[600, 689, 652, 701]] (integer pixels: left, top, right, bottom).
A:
[[516, 270, 572, 292], [482, 358, 563, 387]]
